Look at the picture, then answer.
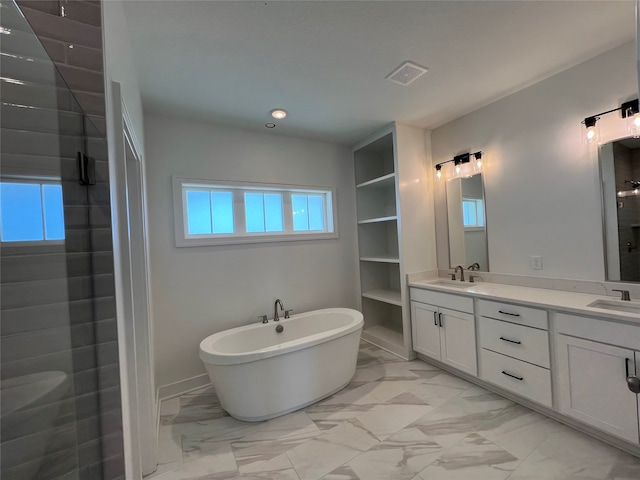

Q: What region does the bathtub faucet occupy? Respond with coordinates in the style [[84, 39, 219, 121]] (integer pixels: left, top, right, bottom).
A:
[[274, 299, 284, 321]]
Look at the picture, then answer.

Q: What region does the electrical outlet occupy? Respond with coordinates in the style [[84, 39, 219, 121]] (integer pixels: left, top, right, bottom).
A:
[[531, 255, 543, 270]]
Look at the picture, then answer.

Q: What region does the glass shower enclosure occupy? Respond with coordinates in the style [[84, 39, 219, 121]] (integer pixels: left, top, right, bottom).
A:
[[1, 1, 125, 479]]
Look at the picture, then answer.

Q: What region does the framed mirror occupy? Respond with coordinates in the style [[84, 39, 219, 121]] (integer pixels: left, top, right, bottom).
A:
[[445, 173, 489, 271], [600, 137, 640, 282]]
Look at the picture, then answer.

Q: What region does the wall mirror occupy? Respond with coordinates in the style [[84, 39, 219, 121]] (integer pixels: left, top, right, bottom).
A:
[[600, 137, 640, 282], [445, 173, 489, 271]]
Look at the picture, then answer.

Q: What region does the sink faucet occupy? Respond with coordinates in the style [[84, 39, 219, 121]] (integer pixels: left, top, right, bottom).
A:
[[612, 289, 631, 301], [454, 265, 465, 282], [274, 299, 284, 321], [468, 262, 480, 271]]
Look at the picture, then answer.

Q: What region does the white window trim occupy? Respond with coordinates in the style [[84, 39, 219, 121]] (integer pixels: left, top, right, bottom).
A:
[[172, 176, 339, 247]]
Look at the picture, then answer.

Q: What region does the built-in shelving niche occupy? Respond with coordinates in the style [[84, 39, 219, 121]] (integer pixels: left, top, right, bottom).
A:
[[359, 261, 401, 303], [354, 133, 394, 185], [361, 297, 404, 355], [358, 219, 399, 262]]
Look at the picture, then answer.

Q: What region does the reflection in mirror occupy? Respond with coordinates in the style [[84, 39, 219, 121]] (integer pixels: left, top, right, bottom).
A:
[[446, 173, 489, 271], [600, 137, 640, 282]]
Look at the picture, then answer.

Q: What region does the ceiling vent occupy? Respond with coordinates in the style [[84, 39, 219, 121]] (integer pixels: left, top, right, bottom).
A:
[[386, 61, 428, 86]]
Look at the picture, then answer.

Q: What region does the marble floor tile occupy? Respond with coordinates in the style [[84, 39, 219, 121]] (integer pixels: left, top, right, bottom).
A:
[[354, 403, 434, 440], [148, 343, 640, 480], [417, 432, 520, 480], [367, 379, 426, 403], [606, 451, 640, 480], [347, 426, 444, 480], [321, 464, 360, 479], [507, 426, 622, 480], [477, 403, 564, 460], [408, 372, 474, 408], [410, 395, 500, 449]]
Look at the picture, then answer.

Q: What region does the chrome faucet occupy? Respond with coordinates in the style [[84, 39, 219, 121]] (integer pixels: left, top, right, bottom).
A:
[[454, 265, 465, 282], [274, 299, 284, 321]]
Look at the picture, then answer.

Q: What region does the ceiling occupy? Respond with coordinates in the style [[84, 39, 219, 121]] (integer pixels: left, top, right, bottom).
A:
[[124, 0, 636, 145]]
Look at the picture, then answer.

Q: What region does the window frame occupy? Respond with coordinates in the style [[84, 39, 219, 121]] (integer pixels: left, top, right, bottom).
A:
[[0, 177, 65, 246], [173, 176, 338, 247], [462, 197, 485, 229]]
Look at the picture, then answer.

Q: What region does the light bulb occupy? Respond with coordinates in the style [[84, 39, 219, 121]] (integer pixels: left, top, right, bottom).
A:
[[270, 109, 287, 119], [436, 169, 442, 180], [586, 126, 597, 142], [476, 159, 482, 169], [628, 112, 640, 136], [455, 165, 461, 175]]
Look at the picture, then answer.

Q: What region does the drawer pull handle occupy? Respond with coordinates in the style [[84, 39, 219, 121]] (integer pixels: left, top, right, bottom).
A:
[[499, 336, 522, 345], [433, 311, 438, 326], [498, 310, 520, 317], [501, 370, 523, 381], [438, 312, 443, 327]]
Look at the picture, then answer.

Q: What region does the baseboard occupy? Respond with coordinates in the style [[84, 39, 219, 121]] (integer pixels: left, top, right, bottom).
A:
[[416, 353, 640, 459], [157, 373, 210, 402]]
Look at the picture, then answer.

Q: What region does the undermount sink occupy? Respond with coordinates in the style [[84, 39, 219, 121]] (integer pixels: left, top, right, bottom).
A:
[[429, 280, 473, 289], [587, 299, 640, 314]]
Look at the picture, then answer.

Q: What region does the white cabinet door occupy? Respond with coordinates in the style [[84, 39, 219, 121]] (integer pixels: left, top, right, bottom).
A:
[[555, 334, 639, 444], [411, 301, 441, 361], [440, 307, 477, 376]]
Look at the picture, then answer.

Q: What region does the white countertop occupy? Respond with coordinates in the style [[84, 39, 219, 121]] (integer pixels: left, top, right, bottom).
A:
[[408, 279, 640, 326]]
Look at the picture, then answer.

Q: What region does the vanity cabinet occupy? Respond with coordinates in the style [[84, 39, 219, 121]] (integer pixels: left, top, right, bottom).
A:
[[555, 313, 640, 444], [354, 124, 433, 359], [477, 300, 552, 407], [410, 289, 477, 375]]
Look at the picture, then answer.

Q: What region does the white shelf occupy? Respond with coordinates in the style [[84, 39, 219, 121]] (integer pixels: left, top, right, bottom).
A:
[[358, 215, 397, 225], [361, 324, 407, 359], [362, 289, 402, 306], [360, 255, 400, 264], [356, 173, 396, 189]]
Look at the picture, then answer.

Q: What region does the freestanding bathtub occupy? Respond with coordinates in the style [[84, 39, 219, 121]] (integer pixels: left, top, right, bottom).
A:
[[199, 308, 363, 421]]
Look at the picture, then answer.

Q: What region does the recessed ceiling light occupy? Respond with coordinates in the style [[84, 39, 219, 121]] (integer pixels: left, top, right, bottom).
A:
[[265, 123, 276, 128], [270, 109, 287, 119]]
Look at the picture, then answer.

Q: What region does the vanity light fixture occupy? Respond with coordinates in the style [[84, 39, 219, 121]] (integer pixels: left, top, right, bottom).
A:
[[618, 180, 640, 197], [434, 151, 483, 180], [582, 99, 639, 143]]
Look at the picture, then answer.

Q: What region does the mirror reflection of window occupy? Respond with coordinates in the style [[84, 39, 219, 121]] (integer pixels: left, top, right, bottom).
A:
[[446, 173, 489, 271], [462, 198, 485, 228]]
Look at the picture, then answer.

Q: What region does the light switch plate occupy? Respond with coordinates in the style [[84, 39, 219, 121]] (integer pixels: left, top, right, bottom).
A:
[[531, 255, 543, 270]]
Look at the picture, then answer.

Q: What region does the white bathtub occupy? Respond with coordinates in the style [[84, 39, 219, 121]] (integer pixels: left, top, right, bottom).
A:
[[199, 308, 363, 421]]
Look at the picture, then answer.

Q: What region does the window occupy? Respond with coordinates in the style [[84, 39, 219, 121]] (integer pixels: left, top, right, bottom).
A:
[[0, 180, 65, 243], [174, 177, 337, 246], [462, 198, 485, 228]]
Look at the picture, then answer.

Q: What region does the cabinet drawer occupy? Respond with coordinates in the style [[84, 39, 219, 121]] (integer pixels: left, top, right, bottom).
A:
[[478, 317, 550, 368], [555, 313, 640, 351], [477, 299, 548, 330], [410, 288, 473, 313], [479, 349, 552, 407]]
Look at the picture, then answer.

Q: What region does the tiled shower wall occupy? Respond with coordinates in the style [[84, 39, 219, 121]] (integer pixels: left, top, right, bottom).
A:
[[613, 143, 640, 282], [1, 1, 124, 479]]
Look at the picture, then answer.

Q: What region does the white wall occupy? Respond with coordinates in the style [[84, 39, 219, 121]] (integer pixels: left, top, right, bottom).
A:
[[144, 113, 358, 389], [103, 1, 144, 146], [432, 41, 637, 280]]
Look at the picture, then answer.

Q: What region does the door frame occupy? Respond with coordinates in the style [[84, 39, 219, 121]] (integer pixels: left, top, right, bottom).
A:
[[108, 80, 157, 478]]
